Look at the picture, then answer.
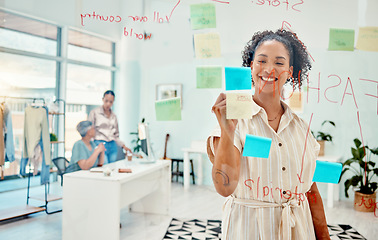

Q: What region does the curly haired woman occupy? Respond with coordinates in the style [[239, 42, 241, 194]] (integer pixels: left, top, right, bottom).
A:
[[207, 29, 330, 239]]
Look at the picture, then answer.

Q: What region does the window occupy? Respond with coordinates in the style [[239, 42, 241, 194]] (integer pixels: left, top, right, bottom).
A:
[[0, 52, 56, 98], [68, 29, 113, 66], [0, 9, 116, 185], [0, 10, 57, 55], [66, 64, 112, 105]]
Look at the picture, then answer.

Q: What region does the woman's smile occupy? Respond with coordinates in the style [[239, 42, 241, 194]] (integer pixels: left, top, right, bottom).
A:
[[259, 76, 278, 84]]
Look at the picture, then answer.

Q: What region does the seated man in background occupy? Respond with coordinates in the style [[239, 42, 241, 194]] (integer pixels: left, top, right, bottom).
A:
[[65, 121, 105, 173]]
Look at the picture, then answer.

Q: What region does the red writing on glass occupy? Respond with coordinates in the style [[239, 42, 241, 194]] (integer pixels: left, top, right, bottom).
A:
[[124, 27, 152, 40], [252, 0, 304, 12], [355, 196, 378, 217], [244, 177, 317, 203], [306, 73, 364, 111], [210, 0, 230, 4], [359, 78, 378, 115], [128, 15, 148, 22], [80, 12, 122, 26], [154, 11, 170, 23]]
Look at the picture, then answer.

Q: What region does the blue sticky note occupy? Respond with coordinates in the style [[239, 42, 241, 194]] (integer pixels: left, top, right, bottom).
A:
[[242, 134, 272, 158], [225, 67, 252, 91], [312, 161, 342, 184]]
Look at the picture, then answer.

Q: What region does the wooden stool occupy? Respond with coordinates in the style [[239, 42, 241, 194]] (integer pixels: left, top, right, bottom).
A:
[[170, 158, 195, 184]]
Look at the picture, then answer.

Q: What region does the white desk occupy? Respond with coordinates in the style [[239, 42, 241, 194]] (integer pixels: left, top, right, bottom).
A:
[[62, 159, 171, 240], [317, 155, 342, 208], [182, 141, 207, 189]]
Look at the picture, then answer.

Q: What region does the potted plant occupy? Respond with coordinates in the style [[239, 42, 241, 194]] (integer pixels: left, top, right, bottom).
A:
[[341, 138, 378, 212], [312, 120, 335, 156]]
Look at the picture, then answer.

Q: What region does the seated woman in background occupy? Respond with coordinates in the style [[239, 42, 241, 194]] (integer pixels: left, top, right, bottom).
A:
[[65, 121, 105, 173]]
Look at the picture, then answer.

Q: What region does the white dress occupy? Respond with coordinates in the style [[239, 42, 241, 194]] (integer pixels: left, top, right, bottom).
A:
[[208, 100, 320, 240]]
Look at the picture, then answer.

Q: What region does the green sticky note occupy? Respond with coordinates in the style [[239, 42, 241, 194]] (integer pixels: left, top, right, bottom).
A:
[[155, 97, 182, 121], [196, 67, 222, 88], [190, 3, 216, 30], [328, 28, 355, 51]]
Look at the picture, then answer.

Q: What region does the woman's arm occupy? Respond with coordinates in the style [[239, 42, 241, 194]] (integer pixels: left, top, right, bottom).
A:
[[208, 136, 241, 197], [98, 151, 105, 166], [207, 93, 241, 197], [77, 143, 105, 170], [113, 115, 132, 152], [306, 182, 330, 240]]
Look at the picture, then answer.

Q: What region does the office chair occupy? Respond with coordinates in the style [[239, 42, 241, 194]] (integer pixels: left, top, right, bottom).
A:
[[52, 157, 69, 186]]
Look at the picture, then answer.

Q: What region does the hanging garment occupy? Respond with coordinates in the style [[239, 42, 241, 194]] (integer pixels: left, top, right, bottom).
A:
[[21, 106, 51, 184], [39, 137, 50, 185], [19, 139, 50, 184], [0, 105, 4, 166], [22, 106, 51, 165], [4, 105, 15, 163]]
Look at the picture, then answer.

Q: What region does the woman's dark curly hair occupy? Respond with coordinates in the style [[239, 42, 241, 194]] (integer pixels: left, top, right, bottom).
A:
[[242, 29, 312, 89]]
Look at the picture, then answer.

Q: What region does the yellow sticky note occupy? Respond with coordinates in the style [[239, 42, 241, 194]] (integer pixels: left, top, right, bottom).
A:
[[356, 27, 378, 52], [193, 33, 221, 59], [289, 92, 303, 112], [226, 93, 252, 119]]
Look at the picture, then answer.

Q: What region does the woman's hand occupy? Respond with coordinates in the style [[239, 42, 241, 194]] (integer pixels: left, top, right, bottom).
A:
[[212, 93, 238, 140], [122, 145, 132, 153], [96, 143, 106, 153]]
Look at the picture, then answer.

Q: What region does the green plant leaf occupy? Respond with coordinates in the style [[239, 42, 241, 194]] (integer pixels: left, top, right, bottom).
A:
[[321, 120, 336, 127], [340, 168, 349, 178], [351, 148, 360, 159], [360, 185, 373, 194], [367, 161, 376, 168], [358, 147, 366, 158], [342, 158, 356, 166], [369, 147, 378, 155], [359, 161, 369, 172], [350, 175, 363, 187], [371, 182, 378, 193], [344, 179, 352, 198], [354, 138, 361, 148]]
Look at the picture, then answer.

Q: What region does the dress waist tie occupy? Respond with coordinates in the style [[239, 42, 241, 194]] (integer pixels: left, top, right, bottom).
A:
[[222, 195, 306, 240]]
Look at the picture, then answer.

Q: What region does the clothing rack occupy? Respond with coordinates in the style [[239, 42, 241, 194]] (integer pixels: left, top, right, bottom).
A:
[[0, 96, 45, 180], [0, 97, 65, 221], [0, 96, 45, 104]]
